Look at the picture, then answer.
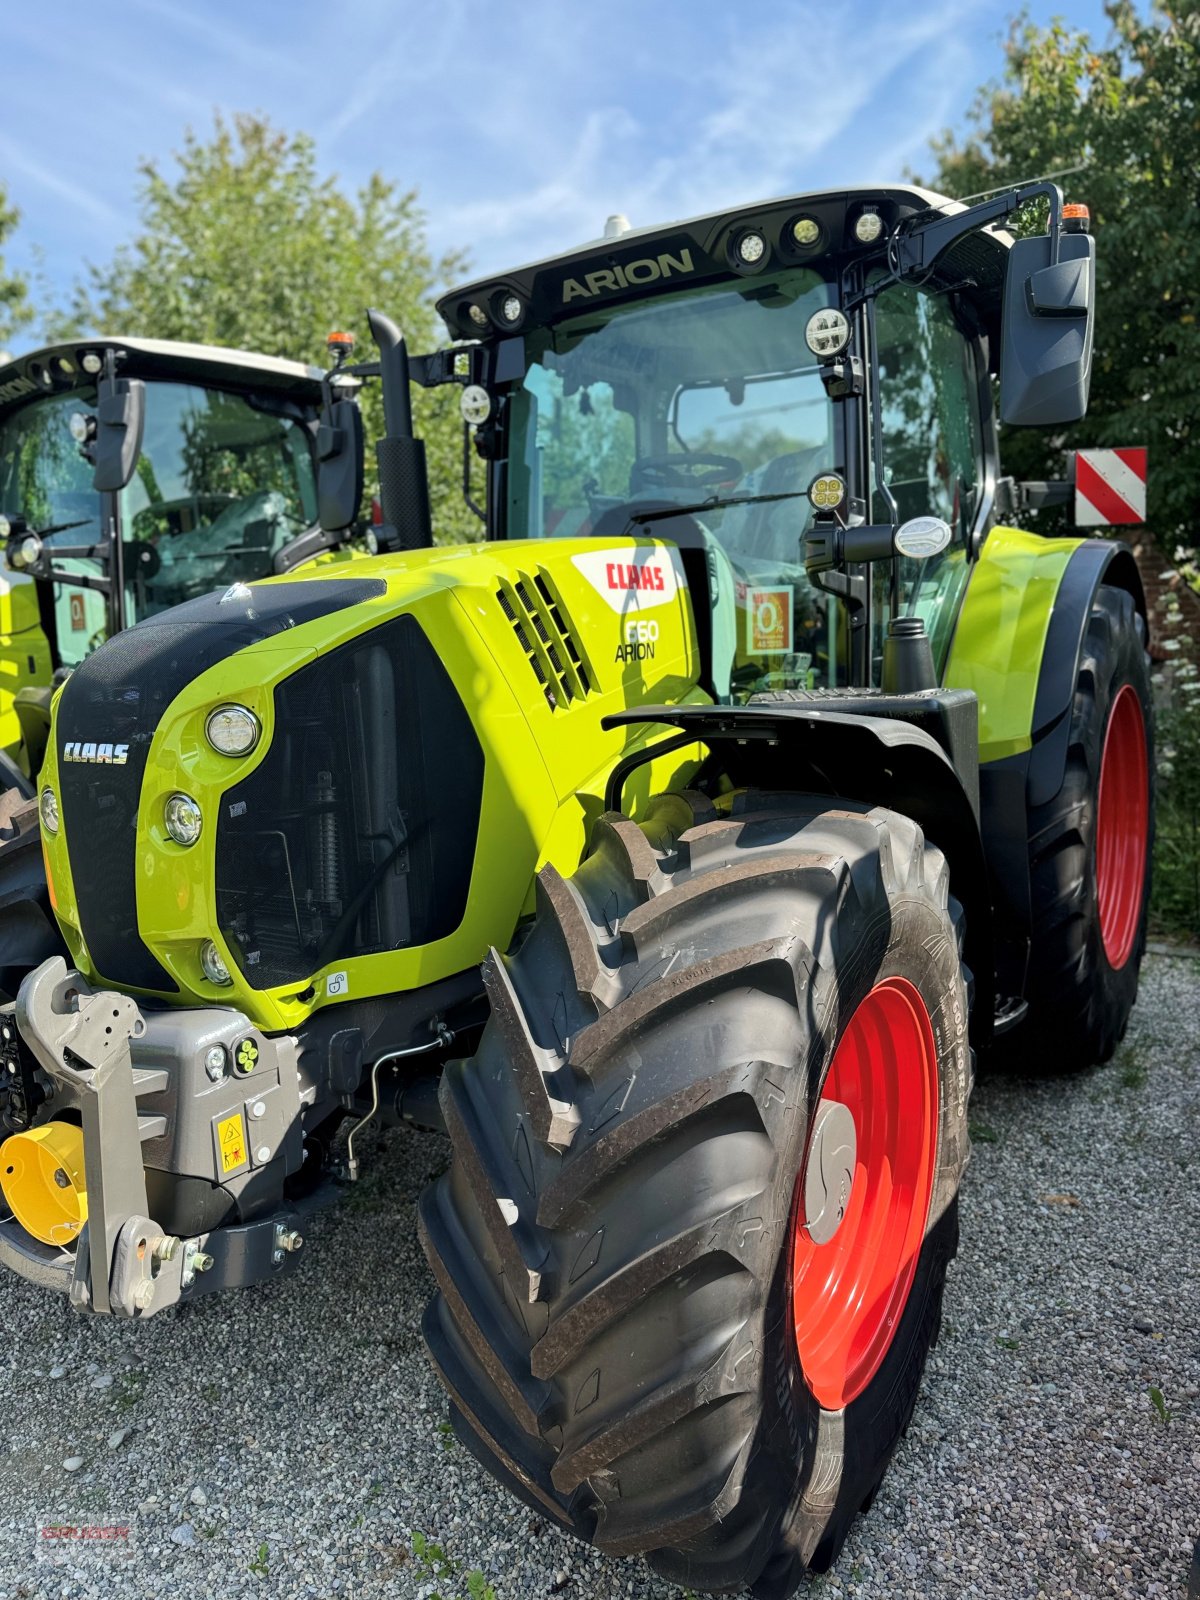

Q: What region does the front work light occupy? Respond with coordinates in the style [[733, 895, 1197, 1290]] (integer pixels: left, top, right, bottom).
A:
[[500, 294, 523, 325], [808, 473, 847, 511], [854, 209, 883, 244], [791, 216, 821, 248], [164, 792, 203, 847], [805, 309, 851, 358], [200, 940, 232, 987], [205, 704, 260, 757], [736, 231, 767, 265]]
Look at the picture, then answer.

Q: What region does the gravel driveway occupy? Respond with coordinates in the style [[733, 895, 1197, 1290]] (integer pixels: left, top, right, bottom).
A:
[[2, 951, 1197, 1600]]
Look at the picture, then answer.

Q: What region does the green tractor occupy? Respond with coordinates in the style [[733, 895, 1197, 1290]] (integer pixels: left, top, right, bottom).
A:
[[0, 336, 366, 994], [0, 184, 1152, 1595]]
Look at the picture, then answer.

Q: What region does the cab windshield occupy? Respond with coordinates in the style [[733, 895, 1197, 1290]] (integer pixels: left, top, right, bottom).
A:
[[0, 383, 317, 667], [505, 268, 837, 697], [503, 267, 985, 696]]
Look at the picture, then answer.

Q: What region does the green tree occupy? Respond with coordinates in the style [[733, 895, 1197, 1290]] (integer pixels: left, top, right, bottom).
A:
[[920, 2, 1198, 557], [0, 184, 34, 352], [73, 114, 476, 544]]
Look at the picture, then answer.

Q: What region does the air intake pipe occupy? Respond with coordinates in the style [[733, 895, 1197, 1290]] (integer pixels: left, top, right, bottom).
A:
[[367, 307, 433, 551]]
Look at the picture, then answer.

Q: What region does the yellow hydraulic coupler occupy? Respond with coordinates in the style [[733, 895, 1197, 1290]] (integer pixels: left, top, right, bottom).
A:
[[0, 1122, 88, 1246]]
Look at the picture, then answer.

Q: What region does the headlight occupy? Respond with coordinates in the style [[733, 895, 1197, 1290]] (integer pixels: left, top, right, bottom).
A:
[[200, 939, 232, 986], [164, 792, 203, 846], [854, 209, 884, 244], [735, 230, 766, 266], [499, 294, 523, 325], [0, 515, 10, 540], [466, 302, 489, 329], [39, 787, 59, 835], [205, 704, 260, 757]]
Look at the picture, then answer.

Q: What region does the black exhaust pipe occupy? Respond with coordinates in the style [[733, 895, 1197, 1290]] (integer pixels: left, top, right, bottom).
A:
[[367, 307, 433, 551]]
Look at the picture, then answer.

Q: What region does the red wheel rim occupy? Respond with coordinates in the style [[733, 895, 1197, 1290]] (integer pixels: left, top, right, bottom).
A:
[[1095, 684, 1149, 970], [790, 977, 939, 1411]]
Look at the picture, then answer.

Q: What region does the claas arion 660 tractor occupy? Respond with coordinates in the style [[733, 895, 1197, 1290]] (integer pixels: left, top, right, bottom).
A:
[[0, 184, 1152, 1595]]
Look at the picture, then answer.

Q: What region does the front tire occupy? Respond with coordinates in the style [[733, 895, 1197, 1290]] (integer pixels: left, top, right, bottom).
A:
[[420, 792, 972, 1595]]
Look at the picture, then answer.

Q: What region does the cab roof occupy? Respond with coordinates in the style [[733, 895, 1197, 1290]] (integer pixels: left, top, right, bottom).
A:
[[437, 184, 1013, 343], [0, 336, 325, 418]]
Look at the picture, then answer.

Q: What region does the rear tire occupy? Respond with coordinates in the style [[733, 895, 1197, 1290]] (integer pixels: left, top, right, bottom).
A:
[[1018, 586, 1154, 1071], [420, 792, 972, 1595]]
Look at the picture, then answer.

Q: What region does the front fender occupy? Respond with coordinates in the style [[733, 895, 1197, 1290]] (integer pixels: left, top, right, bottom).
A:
[[604, 701, 994, 1049]]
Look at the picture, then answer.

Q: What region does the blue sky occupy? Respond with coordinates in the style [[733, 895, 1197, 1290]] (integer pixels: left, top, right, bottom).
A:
[[1, 0, 1114, 350]]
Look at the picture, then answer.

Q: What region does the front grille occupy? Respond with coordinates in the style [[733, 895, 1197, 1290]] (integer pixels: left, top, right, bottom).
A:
[[496, 571, 593, 711], [55, 577, 386, 994], [215, 614, 484, 991]]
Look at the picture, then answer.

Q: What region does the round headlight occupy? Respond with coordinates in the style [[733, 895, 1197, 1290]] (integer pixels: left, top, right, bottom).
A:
[[205, 704, 260, 757], [466, 302, 489, 329], [791, 216, 821, 248], [164, 792, 203, 846], [68, 412, 93, 445], [808, 472, 847, 511], [0, 515, 10, 541], [804, 308, 851, 358], [39, 787, 59, 835], [499, 294, 523, 325], [15, 536, 41, 570], [200, 939, 232, 986], [80, 351, 104, 375], [735, 230, 766, 266], [854, 209, 884, 245]]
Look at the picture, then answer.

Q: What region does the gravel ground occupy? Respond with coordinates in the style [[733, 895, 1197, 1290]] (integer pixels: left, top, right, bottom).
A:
[[1, 951, 1196, 1600]]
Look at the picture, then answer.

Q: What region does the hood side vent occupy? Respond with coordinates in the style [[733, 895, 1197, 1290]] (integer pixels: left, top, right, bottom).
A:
[[497, 570, 594, 711]]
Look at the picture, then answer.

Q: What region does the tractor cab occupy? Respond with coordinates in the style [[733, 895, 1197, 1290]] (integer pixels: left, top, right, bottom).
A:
[[430, 184, 1094, 701], [0, 338, 353, 772]]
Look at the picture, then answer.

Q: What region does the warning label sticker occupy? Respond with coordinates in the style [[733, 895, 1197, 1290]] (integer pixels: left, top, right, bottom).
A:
[[69, 592, 86, 632], [746, 587, 793, 655], [216, 1111, 247, 1175]]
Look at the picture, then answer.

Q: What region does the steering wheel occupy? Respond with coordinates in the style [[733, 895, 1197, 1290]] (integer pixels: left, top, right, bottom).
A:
[[630, 452, 743, 494]]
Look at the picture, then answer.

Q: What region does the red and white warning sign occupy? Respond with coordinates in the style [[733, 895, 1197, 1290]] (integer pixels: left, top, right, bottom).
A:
[[1075, 447, 1147, 527]]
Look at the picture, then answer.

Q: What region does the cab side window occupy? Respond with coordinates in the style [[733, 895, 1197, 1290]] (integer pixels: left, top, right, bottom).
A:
[[873, 286, 984, 670]]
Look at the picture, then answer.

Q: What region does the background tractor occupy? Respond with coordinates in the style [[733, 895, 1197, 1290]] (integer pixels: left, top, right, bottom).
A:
[[0, 184, 1153, 1597], [0, 336, 365, 996]]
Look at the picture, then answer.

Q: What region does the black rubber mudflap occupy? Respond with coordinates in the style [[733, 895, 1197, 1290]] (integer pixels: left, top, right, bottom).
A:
[[420, 790, 973, 1596]]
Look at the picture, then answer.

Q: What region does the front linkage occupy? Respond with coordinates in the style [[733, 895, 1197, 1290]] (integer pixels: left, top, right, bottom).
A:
[[0, 960, 307, 1315]]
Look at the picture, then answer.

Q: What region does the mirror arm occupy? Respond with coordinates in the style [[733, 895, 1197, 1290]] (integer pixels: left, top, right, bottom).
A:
[[895, 181, 1064, 279]]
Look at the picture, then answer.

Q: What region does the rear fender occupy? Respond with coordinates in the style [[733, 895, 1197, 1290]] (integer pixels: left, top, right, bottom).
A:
[[946, 530, 1146, 1003]]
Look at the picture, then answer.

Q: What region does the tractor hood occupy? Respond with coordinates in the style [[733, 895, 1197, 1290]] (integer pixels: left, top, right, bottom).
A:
[[39, 538, 706, 1031]]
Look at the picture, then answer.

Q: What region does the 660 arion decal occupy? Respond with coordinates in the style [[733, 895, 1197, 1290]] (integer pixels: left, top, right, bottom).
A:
[[1075, 447, 1147, 526], [571, 546, 687, 613]]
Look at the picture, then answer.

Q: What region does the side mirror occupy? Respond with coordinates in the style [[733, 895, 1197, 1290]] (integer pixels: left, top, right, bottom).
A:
[[999, 232, 1095, 427], [316, 397, 365, 532], [92, 375, 146, 492]]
